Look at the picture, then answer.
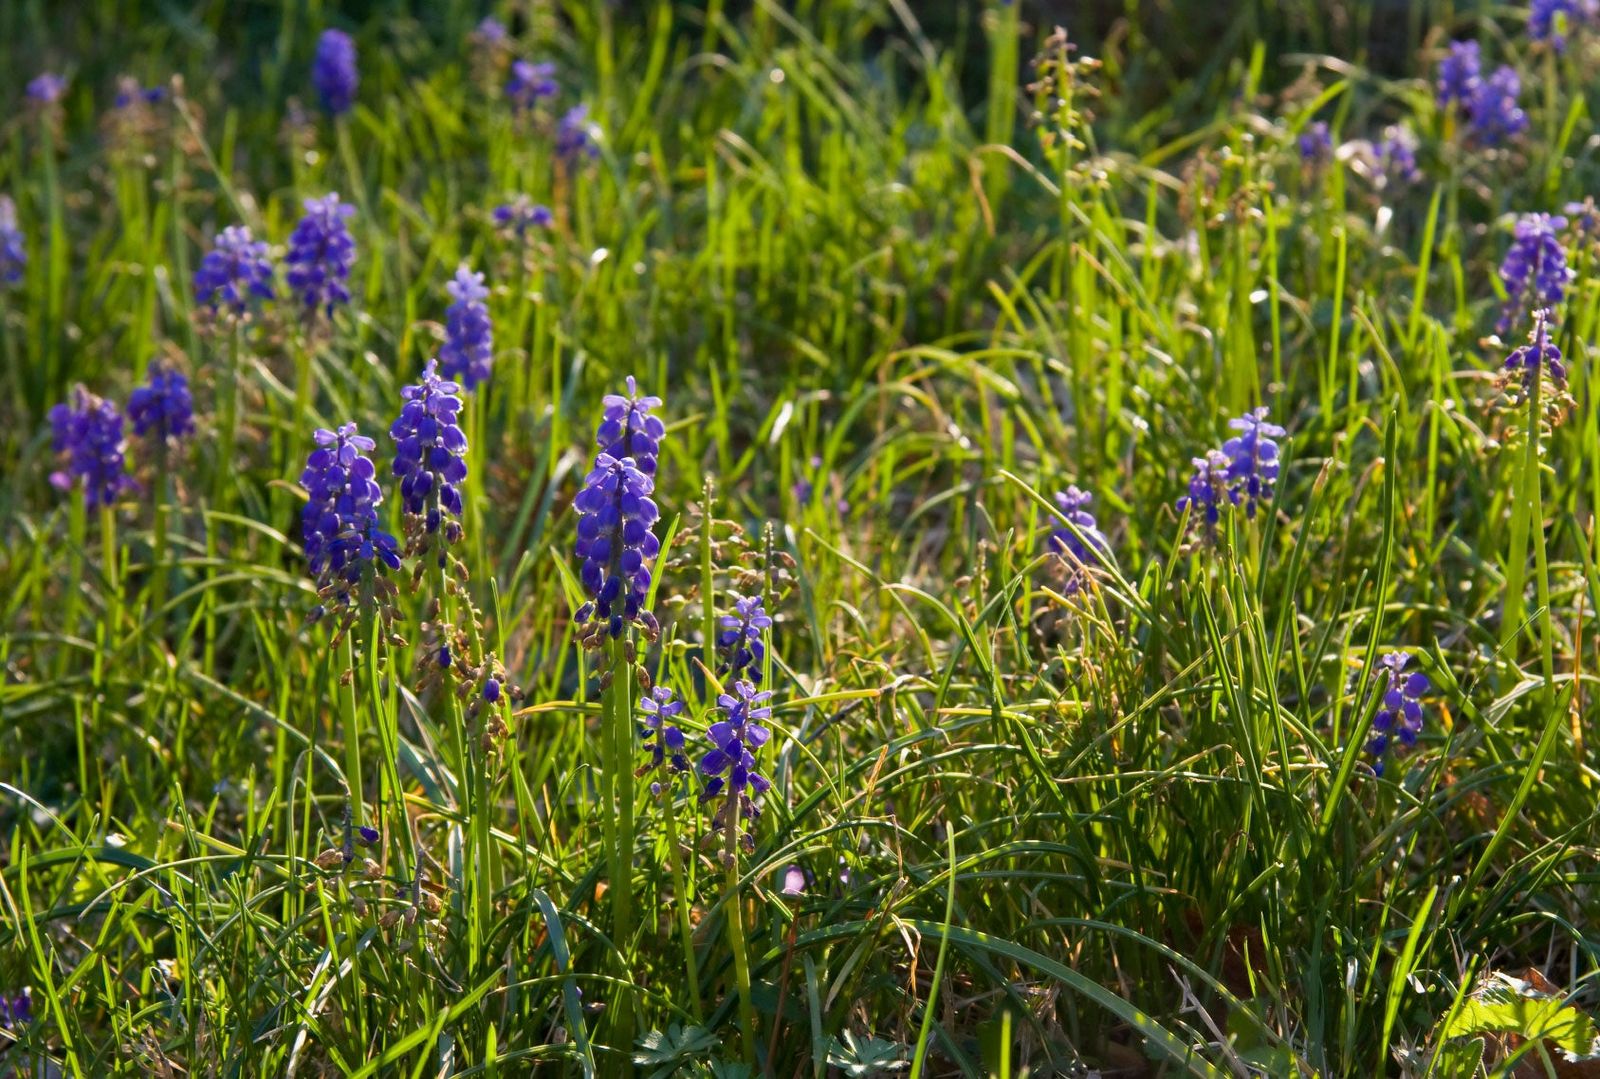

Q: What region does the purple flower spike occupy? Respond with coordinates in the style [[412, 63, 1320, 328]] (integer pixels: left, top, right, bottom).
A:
[[507, 60, 557, 111], [128, 361, 195, 447], [1178, 450, 1235, 536], [719, 592, 773, 683], [286, 194, 356, 319], [1222, 408, 1285, 518], [390, 359, 469, 539], [1499, 213, 1572, 334], [438, 266, 495, 390], [0, 195, 25, 287], [300, 422, 399, 619], [312, 29, 359, 116], [1436, 40, 1481, 110], [556, 104, 601, 160], [493, 195, 553, 238], [573, 454, 661, 640], [1298, 121, 1332, 165], [1050, 486, 1110, 592], [699, 679, 774, 854], [27, 73, 66, 104], [596, 376, 665, 475], [1468, 65, 1527, 145], [1530, 0, 1598, 52], [1364, 652, 1430, 776], [49, 386, 133, 508], [1505, 309, 1567, 391], [193, 225, 275, 314], [640, 685, 689, 787]]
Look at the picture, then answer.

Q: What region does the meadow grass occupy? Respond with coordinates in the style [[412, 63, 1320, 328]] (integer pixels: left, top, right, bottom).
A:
[[2, 1, 1600, 1075]]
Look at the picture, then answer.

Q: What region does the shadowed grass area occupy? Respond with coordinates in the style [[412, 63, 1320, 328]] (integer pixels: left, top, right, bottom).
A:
[[2, 1, 1599, 1075]]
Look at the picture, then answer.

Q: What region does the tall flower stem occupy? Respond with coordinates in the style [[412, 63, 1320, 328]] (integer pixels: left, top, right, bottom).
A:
[[602, 634, 637, 1045], [722, 785, 757, 1063], [659, 779, 703, 1020], [213, 324, 242, 509], [340, 630, 367, 830]]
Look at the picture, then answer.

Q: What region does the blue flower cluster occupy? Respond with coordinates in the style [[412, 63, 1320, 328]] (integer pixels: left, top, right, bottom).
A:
[[1435, 42, 1527, 145], [0, 195, 24, 287], [1375, 126, 1421, 188], [507, 60, 558, 111], [193, 225, 275, 315], [1529, 0, 1597, 51], [574, 378, 664, 642], [300, 423, 399, 617], [493, 195, 553, 238], [1178, 408, 1285, 538], [699, 680, 774, 853], [390, 359, 468, 543], [49, 386, 133, 507], [1499, 213, 1572, 335], [438, 266, 495, 389], [556, 104, 601, 160], [719, 592, 772, 682], [1504, 309, 1566, 392], [312, 29, 359, 116], [128, 361, 195, 446], [27, 73, 66, 104], [113, 78, 166, 109], [1050, 486, 1109, 591], [0, 988, 31, 1030], [1363, 653, 1429, 776], [639, 685, 689, 792], [1297, 122, 1331, 165], [286, 194, 356, 319]]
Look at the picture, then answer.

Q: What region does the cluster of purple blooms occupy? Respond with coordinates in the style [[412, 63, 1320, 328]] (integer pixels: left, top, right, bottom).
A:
[[1529, 0, 1598, 51], [127, 361, 195, 446], [312, 29, 359, 116], [0, 195, 24, 286], [719, 593, 772, 682], [1498, 213, 1573, 334], [300, 423, 399, 619], [0, 988, 31, 1030], [1374, 126, 1421, 188], [49, 386, 135, 507], [1049, 486, 1109, 592], [492, 195, 553, 238], [639, 685, 689, 792], [1297, 121, 1332, 166], [1436, 41, 1527, 146], [1504, 309, 1567, 392], [113, 78, 167, 109], [26, 72, 66, 104], [1363, 653, 1429, 776], [389, 360, 468, 546], [507, 60, 558, 111], [193, 225, 275, 315], [573, 378, 665, 641], [699, 680, 775, 853], [556, 104, 601, 160], [438, 266, 495, 389], [285, 194, 356, 319], [1178, 408, 1285, 536]]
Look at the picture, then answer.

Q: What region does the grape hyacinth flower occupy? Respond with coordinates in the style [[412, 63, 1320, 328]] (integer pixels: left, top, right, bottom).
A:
[[556, 104, 601, 160], [389, 359, 468, 545], [1222, 408, 1286, 518], [719, 592, 772, 682], [300, 423, 400, 620], [286, 194, 356, 320], [1363, 652, 1429, 777], [699, 679, 774, 855], [49, 386, 133, 507], [1436, 40, 1481, 110], [639, 685, 688, 792], [573, 453, 661, 642], [472, 16, 508, 47], [1499, 213, 1572, 333], [113, 78, 167, 109], [597, 376, 665, 475], [0, 195, 24, 287], [1468, 65, 1527, 145], [1504, 309, 1567, 393], [1297, 121, 1332, 166], [506, 60, 557, 111], [492, 195, 553, 238], [1177, 450, 1234, 537], [438, 266, 494, 389], [1530, 0, 1597, 51], [1375, 126, 1421, 188], [127, 361, 195, 447], [0, 988, 31, 1030], [193, 225, 275, 315], [312, 29, 359, 116], [1049, 485, 1109, 591], [26, 73, 66, 104]]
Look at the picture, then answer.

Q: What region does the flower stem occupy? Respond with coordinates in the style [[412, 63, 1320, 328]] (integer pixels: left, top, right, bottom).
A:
[[722, 798, 758, 1064]]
